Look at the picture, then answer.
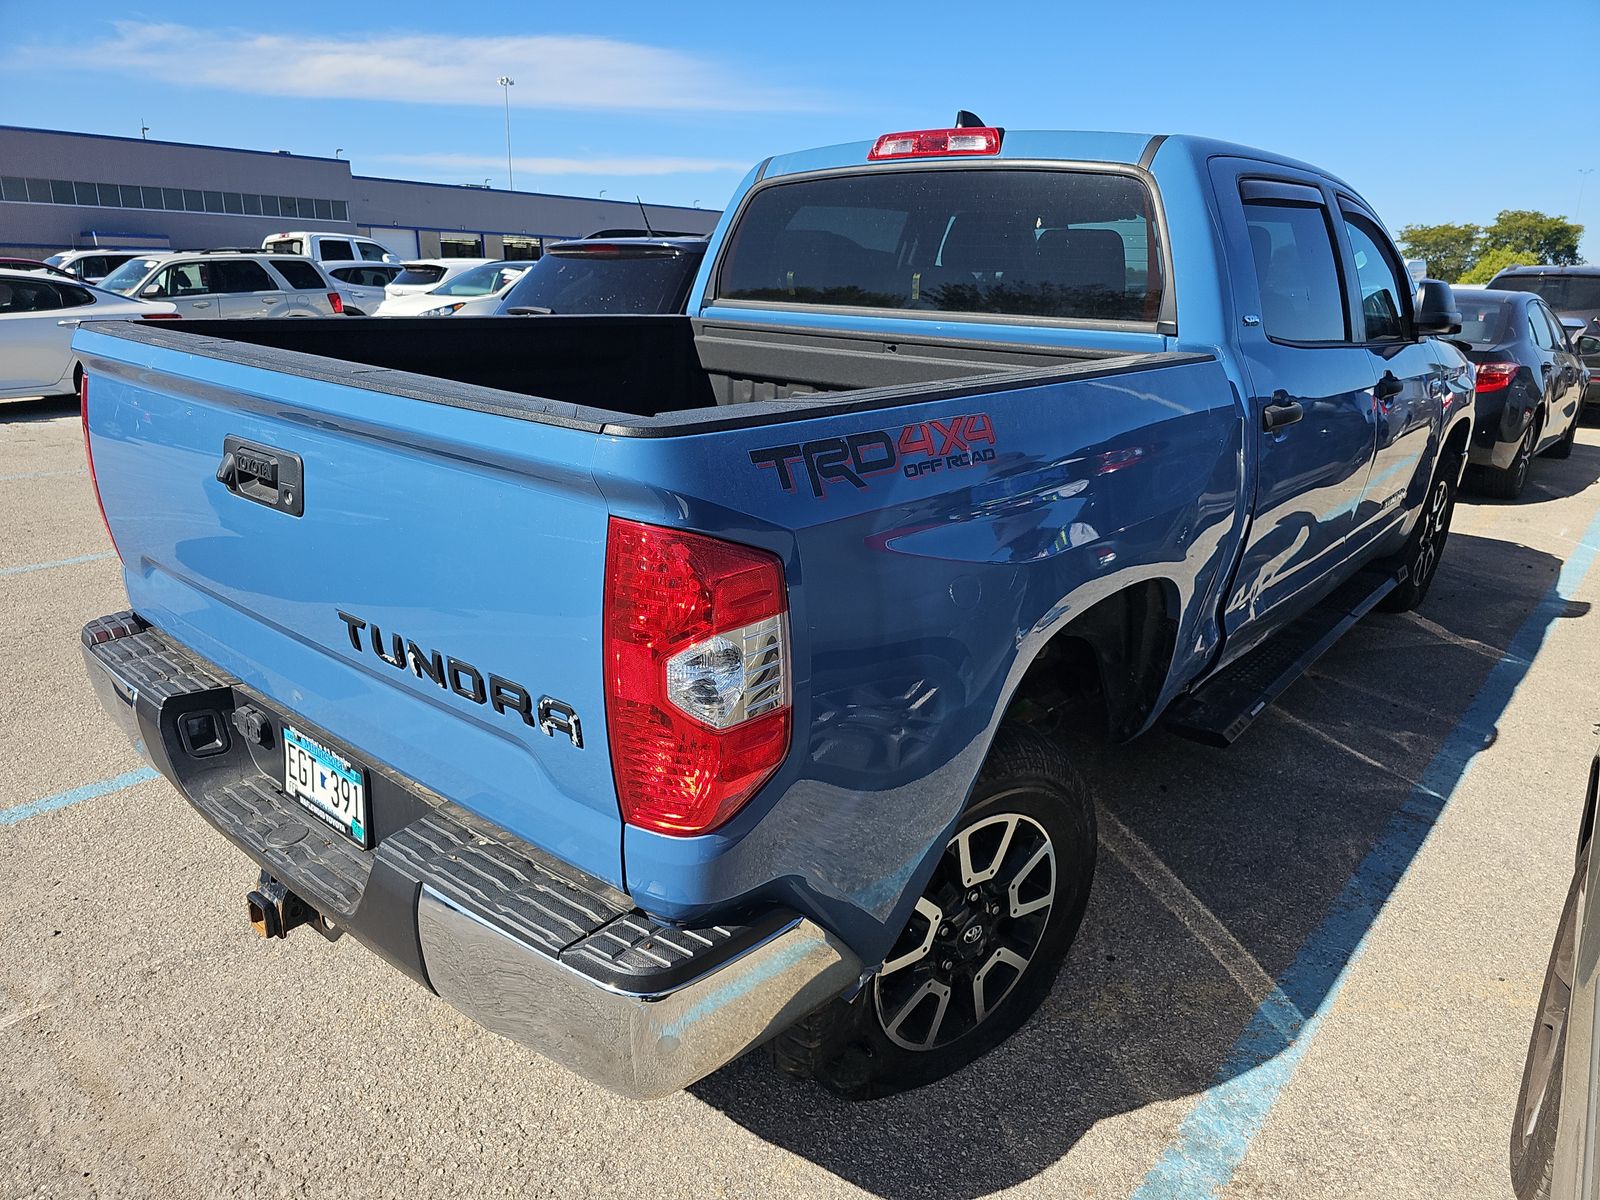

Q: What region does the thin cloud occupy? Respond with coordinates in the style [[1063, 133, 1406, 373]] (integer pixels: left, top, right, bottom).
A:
[[369, 152, 750, 177], [63, 22, 819, 113]]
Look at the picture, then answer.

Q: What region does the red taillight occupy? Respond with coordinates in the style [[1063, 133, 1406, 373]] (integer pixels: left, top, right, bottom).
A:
[[80, 375, 121, 561], [328, 291, 344, 314], [139, 312, 182, 320], [1475, 362, 1518, 393], [603, 518, 791, 836], [868, 126, 1003, 160]]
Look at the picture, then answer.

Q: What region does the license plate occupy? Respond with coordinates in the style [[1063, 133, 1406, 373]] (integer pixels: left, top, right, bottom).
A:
[[282, 724, 369, 847]]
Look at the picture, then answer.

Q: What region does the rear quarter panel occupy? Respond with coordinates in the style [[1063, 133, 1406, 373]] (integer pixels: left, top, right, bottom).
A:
[[596, 356, 1244, 963]]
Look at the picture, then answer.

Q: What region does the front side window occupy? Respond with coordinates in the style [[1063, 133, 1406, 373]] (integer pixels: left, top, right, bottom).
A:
[[717, 168, 1162, 322], [1341, 213, 1408, 341], [1243, 200, 1348, 342], [357, 241, 388, 262], [151, 262, 211, 297], [1528, 306, 1555, 350]]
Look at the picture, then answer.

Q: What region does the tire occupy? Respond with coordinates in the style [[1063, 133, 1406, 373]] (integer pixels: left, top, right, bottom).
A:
[[1546, 410, 1578, 460], [1377, 459, 1457, 613], [770, 722, 1097, 1100], [1510, 844, 1587, 1200], [1484, 418, 1540, 500]]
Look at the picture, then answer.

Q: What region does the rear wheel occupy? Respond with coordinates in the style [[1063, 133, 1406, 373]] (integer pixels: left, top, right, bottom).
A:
[[771, 723, 1096, 1100], [1510, 844, 1587, 1200], [1484, 419, 1540, 500], [1546, 409, 1578, 460]]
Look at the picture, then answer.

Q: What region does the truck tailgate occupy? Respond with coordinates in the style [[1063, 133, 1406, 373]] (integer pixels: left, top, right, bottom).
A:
[[76, 326, 623, 887]]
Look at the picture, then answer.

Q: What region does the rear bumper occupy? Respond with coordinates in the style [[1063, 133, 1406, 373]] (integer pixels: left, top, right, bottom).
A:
[[80, 612, 860, 1099]]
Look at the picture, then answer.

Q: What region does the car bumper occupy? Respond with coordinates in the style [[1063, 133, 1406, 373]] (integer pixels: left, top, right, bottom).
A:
[[80, 612, 861, 1100]]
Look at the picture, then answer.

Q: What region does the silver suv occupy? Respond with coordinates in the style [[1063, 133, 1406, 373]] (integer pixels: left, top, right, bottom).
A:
[[99, 251, 343, 318]]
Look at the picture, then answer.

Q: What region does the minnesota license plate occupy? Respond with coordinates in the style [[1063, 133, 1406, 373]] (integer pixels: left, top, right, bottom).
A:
[[282, 724, 369, 847]]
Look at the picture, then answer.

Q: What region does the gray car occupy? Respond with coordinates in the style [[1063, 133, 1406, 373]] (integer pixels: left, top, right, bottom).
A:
[[1490, 266, 1600, 340], [1512, 742, 1600, 1199]]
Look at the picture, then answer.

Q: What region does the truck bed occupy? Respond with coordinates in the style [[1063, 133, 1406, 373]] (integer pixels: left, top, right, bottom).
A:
[[90, 316, 1206, 435]]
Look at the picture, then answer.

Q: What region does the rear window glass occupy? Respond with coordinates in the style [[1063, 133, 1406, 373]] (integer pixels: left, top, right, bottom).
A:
[[264, 238, 304, 256], [1455, 296, 1513, 345], [716, 168, 1163, 323], [1491, 274, 1600, 311], [500, 251, 700, 314], [394, 265, 447, 286], [270, 259, 325, 290]]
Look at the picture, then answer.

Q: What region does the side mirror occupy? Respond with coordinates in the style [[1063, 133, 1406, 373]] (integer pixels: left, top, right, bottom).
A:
[[141, 283, 162, 298], [1561, 317, 1586, 349], [1579, 336, 1600, 356], [1413, 279, 1461, 337]]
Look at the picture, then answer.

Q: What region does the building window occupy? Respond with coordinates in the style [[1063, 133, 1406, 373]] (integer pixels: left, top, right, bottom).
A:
[[440, 233, 484, 257], [97, 183, 123, 208], [1, 177, 26, 202], [502, 235, 541, 261], [0, 175, 349, 225], [331, 200, 348, 222], [183, 189, 205, 212], [313, 198, 333, 221], [72, 181, 97, 205], [259, 194, 279, 217], [120, 184, 143, 208]]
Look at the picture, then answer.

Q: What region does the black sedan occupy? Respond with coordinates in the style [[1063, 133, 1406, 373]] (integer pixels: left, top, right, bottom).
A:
[[1458, 290, 1585, 499], [493, 237, 708, 316]]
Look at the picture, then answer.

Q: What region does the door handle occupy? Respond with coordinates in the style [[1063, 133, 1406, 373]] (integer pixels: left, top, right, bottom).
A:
[[1375, 372, 1403, 405], [1262, 395, 1304, 432], [192, 300, 211, 308]]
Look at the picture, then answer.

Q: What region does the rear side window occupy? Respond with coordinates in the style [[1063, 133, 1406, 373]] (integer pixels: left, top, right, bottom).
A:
[[716, 168, 1164, 323], [0, 279, 70, 312], [1243, 200, 1348, 342], [1528, 306, 1555, 350], [1340, 212, 1409, 341], [270, 259, 326, 291], [357, 242, 389, 262], [58, 283, 96, 307], [318, 239, 355, 261], [212, 259, 277, 293]]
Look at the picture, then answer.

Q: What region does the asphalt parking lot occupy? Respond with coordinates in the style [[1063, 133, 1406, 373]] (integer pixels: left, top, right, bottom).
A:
[[4, 394, 1599, 1200]]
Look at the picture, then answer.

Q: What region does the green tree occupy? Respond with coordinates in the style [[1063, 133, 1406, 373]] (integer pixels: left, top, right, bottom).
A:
[[1459, 247, 1539, 285], [1480, 210, 1583, 266], [1397, 222, 1480, 282]]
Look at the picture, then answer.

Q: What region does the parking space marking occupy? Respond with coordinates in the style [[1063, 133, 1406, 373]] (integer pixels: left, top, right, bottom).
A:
[[1100, 810, 1292, 1020], [0, 467, 86, 483], [0, 552, 114, 578], [1131, 506, 1600, 1200], [0, 768, 157, 827], [1268, 707, 1443, 798], [1399, 610, 1533, 667]]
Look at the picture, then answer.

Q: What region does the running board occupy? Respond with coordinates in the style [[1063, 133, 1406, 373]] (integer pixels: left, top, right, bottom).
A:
[[1165, 566, 1403, 747]]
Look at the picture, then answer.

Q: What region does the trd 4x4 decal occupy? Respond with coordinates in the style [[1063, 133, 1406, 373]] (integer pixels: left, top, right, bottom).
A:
[[750, 413, 996, 498]]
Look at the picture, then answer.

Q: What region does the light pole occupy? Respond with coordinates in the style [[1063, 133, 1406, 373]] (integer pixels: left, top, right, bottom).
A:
[[497, 76, 515, 190], [335, 148, 344, 159]]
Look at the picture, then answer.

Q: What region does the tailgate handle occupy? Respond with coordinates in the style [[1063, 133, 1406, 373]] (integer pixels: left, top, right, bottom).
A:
[[217, 437, 304, 517]]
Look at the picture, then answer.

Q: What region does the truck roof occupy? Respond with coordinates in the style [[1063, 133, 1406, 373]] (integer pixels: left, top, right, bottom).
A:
[[757, 129, 1353, 192]]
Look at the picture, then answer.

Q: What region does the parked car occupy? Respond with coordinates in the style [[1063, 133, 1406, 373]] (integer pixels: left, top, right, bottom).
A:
[[99, 251, 344, 318], [0, 256, 75, 278], [374, 261, 531, 317], [43, 250, 145, 284], [261, 231, 398, 265], [493, 238, 708, 315], [384, 258, 493, 299], [1455, 291, 1585, 498], [75, 123, 1475, 1102], [1510, 741, 1600, 1200], [0, 269, 175, 400], [1489, 266, 1600, 339], [1576, 331, 1600, 411], [323, 263, 403, 317]]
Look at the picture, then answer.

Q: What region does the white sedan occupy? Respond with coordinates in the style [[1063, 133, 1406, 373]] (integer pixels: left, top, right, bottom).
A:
[[374, 261, 532, 317], [0, 269, 178, 400]]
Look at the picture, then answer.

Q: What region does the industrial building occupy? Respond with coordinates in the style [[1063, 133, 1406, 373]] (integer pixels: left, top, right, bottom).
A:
[[0, 124, 720, 261]]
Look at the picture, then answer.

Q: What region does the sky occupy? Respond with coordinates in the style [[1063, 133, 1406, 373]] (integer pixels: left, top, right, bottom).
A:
[[4, 0, 1598, 257]]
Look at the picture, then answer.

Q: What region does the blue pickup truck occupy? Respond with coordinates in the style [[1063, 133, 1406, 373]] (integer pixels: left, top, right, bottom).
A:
[[76, 122, 1474, 1101]]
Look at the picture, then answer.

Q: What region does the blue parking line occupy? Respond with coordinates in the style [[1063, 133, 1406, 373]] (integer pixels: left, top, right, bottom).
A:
[[1132, 509, 1600, 1199], [0, 767, 158, 827], [0, 552, 114, 578]]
